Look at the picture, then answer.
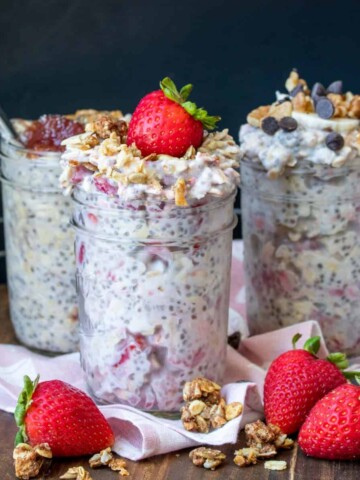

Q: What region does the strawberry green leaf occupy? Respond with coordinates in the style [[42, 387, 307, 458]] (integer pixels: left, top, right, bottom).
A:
[[160, 77, 220, 130], [14, 374, 40, 446], [303, 336, 321, 356], [327, 352, 349, 370], [292, 333, 302, 349]]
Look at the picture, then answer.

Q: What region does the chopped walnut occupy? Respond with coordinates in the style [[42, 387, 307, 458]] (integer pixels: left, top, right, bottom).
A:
[[292, 92, 314, 113], [327, 93, 348, 118], [60, 466, 93, 479], [349, 95, 360, 118], [85, 115, 128, 141], [247, 105, 271, 128], [13, 443, 52, 480], [268, 101, 292, 120], [189, 447, 226, 470], [264, 460, 287, 471], [285, 69, 309, 93], [173, 177, 189, 207], [233, 448, 258, 467]]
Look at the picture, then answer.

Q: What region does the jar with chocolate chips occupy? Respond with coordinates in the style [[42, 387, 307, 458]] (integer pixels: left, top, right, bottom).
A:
[[240, 70, 360, 356]]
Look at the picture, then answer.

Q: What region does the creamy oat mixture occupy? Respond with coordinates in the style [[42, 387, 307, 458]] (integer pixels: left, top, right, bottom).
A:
[[240, 70, 360, 355], [61, 116, 240, 410]]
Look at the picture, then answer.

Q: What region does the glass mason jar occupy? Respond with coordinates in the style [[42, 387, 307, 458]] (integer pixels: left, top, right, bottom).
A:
[[72, 187, 237, 412], [241, 157, 360, 356], [0, 138, 78, 353]]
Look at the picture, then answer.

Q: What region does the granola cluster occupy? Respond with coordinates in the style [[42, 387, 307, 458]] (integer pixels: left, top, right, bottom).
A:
[[233, 420, 293, 468], [60, 466, 93, 480], [180, 377, 243, 433], [189, 447, 226, 470], [13, 443, 52, 480]]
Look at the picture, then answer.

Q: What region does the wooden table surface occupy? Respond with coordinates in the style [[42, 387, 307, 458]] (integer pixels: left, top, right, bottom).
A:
[[0, 284, 359, 479]]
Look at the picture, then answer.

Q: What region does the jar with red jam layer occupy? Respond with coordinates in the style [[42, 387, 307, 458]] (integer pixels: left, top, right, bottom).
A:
[[0, 115, 84, 352]]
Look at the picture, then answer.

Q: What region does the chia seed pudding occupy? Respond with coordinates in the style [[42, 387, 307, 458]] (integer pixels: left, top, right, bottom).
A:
[[60, 106, 240, 411], [0, 110, 124, 353], [239, 70, 360, 355]]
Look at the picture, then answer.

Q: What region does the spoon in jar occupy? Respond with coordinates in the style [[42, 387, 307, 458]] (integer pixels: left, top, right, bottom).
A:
[[0, 105, 22, 144]]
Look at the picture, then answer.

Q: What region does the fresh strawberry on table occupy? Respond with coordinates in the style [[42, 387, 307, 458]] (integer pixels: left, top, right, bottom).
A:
[[298, 383, 360, 460], [14, 375, 114, 456], [126, 77, 220, 157], [263, 334, 357, 435]]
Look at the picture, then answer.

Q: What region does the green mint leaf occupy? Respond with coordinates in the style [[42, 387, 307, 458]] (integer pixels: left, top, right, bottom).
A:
[[303, 336, 321, 356], [292, 333, 302, 349]]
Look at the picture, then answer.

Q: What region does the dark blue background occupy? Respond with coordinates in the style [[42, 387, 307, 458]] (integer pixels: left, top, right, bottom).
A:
[[0, 0, 359, 282]]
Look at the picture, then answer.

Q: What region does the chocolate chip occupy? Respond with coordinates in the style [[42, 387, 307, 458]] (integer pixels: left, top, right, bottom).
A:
[[316, 97, 335, 119], [311, 82, 326, 104], [327, 80, 343, 95], [325, 132, 344, 151], [279, 116, 298, 132], [290, 84, 303, 97], [261, 116, 279, 135], [228, 331, 241, 349]]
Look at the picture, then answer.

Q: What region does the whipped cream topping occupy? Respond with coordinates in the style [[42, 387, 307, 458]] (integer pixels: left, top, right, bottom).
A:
[[60, 125, 240, 207]]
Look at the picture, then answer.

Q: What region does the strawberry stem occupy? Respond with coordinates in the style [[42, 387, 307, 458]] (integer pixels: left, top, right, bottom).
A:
[[160, 77, 221, 130], [14, 375, 39, 446], [292, 333, 302, 349]]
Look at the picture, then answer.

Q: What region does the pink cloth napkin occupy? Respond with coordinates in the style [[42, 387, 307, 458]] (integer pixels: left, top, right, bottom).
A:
[[0, 241, 331, 461]]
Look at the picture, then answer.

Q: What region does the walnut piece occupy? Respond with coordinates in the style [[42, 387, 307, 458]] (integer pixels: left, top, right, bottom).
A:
[[349, 95, 360, 118], [85, 115, 128, 141], [247, 105, 271, 128], [285, 70, 309, 93], [264, 460, 287, 471], [189, 447, 226, 470], [60, 466, 92, 479], [292, 92, 314, 113], [13, 443, 52, 480], [268, 101, 293, 120], [327, 93, 348, 118], [108, 458, 130, 476]]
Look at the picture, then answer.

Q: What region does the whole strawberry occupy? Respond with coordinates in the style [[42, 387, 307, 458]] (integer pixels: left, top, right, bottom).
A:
[[127, 77, 220, 157], [298, 383, 360, 460], [14, 375, 114, 456], [264, 335, 352, 435]]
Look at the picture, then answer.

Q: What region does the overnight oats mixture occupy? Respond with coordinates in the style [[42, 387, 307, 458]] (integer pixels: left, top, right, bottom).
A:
[[239, 70, 360, 355], [0, 110, 125, 353], [60, 78, 240, 411]]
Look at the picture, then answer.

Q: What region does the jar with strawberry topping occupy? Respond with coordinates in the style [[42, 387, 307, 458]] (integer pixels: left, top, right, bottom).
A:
[[61, 78, 240, 412], [0, 111, 124, 353], [240, 70, 360, 356]]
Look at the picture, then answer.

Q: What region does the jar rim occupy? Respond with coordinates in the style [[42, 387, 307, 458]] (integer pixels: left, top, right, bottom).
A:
[[0, 136, 61, 164]]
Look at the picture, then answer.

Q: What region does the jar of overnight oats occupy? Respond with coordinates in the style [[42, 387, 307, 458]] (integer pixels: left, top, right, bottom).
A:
[[0, 111, 123, 353], [240, 70, 360, 356], [60, 82, 240, 412]]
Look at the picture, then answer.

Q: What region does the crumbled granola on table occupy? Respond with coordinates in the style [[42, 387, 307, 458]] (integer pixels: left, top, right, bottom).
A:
[[13, 442, 52, 480], [189, 447, 226, 470], [60, 466, 92, 479], [181, 377, 243, 433], [89, 447, 129, 476], [233, 419, 294, 468]]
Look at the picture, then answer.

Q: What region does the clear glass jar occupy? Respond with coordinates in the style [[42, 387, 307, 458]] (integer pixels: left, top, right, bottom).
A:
[[241, 157, 360, 356], [72, 187, 237, 412], [0, 139, 78, 353]]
